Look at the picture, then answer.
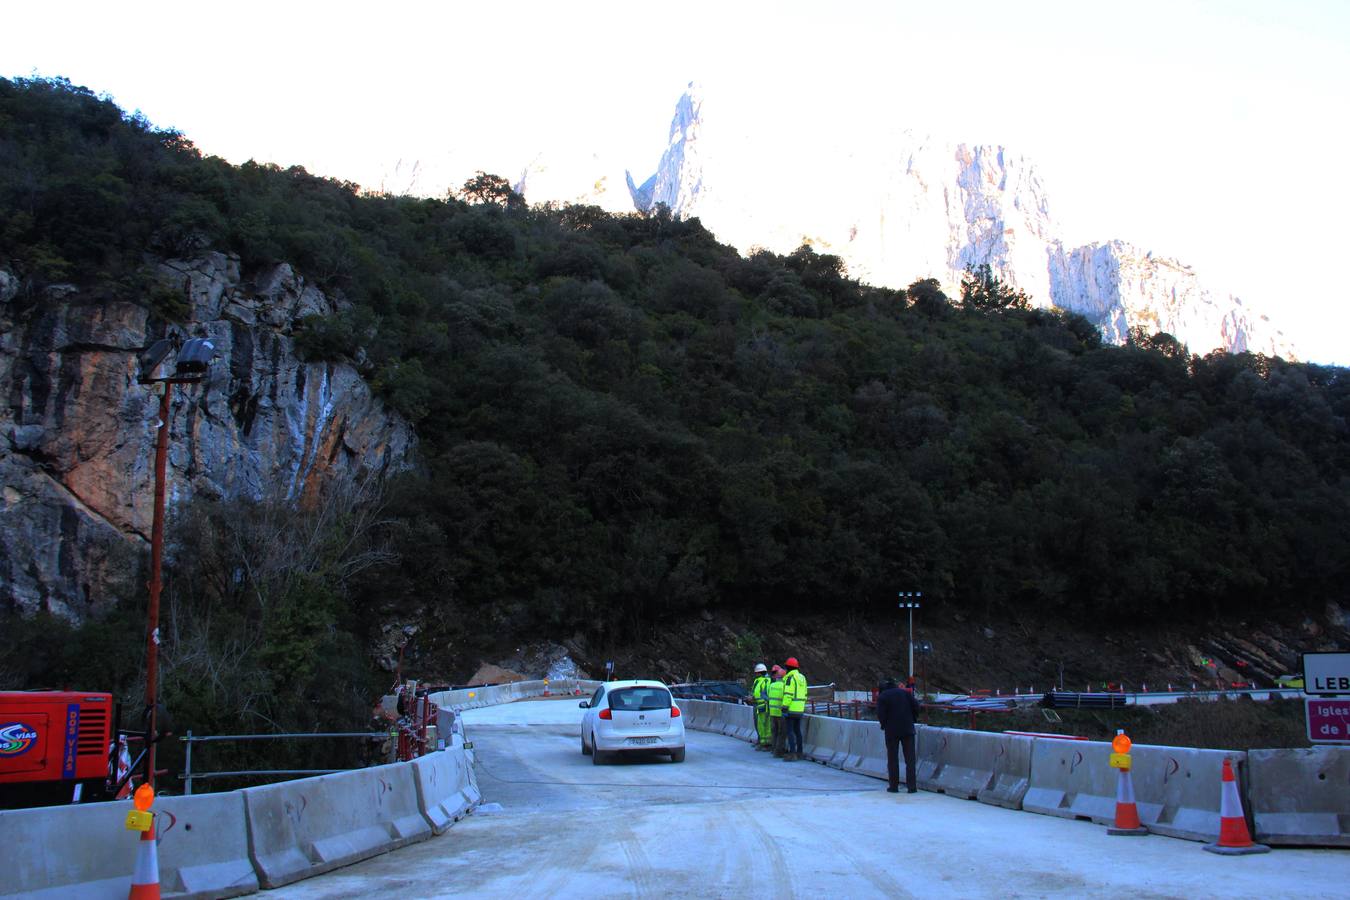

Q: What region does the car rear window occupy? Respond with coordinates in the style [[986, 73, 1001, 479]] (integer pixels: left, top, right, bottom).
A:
[[607, 687, 672, 711]]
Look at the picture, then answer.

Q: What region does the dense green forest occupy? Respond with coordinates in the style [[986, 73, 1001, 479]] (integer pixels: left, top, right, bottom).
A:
[[3, 77, 1348, 740]]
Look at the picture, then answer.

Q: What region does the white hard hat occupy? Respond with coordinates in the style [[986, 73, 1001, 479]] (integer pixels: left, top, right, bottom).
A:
[[754, 663, 768, 673]]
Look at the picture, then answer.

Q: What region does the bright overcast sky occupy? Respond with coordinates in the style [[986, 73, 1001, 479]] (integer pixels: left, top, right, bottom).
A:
[[7, 0, 1349, 363]]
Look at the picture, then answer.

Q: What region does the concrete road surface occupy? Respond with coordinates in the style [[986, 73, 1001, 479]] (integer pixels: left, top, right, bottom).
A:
[[273, 699, 1350, 899]]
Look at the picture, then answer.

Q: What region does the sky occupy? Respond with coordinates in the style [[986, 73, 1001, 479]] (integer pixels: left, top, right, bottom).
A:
[[7, 0, 1349, 363]]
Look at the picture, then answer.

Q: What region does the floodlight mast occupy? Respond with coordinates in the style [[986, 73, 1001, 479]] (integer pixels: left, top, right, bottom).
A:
[[898, 591, 923, 680], [136, 337, 213, 789]]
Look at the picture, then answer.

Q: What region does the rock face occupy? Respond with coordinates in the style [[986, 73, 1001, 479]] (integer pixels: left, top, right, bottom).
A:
[[627, 87, 705, 217], [0, 252, 416, 621], [1048, 241, 1292, 355], [518, 84, 1292, 358]]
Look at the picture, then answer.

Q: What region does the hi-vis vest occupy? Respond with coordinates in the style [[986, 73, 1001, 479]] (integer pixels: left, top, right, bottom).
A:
[[767, 679, 785, 716], [752, 675, 770, 707], [782, 669, 807, 714]]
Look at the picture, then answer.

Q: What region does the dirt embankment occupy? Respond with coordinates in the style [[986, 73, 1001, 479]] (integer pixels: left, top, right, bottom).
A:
[[433, 604, 1343, 751], [562, 603, 1347, 698]]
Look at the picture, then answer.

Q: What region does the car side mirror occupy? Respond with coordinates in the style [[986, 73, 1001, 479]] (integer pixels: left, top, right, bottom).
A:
[[578, 701, 589, 708]]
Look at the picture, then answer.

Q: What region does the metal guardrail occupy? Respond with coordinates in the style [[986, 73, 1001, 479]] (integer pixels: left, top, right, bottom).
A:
[[180, 730, 388, 795], [805, 700, 872, 720], [940, 687, 1305, 706]]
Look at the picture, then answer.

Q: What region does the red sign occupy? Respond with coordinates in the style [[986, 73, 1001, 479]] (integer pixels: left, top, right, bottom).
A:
[[1306, 698, 1350, 744]]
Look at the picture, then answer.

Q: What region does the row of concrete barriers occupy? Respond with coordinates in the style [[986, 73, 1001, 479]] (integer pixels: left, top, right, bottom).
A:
[[429, 678, 602, 713], [679, 699, 1349, 847], [0, 677, 607, 899], [1, 736, 478, 898]]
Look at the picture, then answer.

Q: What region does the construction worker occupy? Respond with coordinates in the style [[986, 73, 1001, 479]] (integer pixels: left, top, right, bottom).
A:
[[781, 657, 807, 761], [767, 665, 786, 757], [750, 664, 772, 750]]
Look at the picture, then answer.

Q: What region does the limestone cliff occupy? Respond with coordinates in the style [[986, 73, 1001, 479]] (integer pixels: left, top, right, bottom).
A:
[[517, 84, 1293, 358], [0, 252, 415, 621], [1048, 241, 1293, 356]]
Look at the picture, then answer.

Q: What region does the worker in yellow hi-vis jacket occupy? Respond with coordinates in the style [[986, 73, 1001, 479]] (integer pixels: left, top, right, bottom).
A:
[[750, 663, 772, 750], [781, 657, 807, 761], [768, 665, 786, 757]]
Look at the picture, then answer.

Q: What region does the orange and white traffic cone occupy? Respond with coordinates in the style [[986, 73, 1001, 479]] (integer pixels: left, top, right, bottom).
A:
[[1203, 757, 1270, 855], [128, 823, 161, 899], [1107, 765, 1149, 836]]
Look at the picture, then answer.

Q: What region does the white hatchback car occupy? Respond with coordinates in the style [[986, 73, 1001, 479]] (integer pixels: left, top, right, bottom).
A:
[[579, 680, 686, 763]]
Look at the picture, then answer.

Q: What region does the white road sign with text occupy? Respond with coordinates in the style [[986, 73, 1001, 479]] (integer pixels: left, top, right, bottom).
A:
[[1303, 652, 1350, 695]]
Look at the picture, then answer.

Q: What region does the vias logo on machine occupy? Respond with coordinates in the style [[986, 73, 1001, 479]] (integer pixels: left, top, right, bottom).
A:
[[0, 722, 40, 756]]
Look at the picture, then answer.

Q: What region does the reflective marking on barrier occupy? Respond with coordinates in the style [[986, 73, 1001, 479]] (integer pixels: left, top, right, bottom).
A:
[[285, 795, 308, 826], [157, 809, 178, 843]]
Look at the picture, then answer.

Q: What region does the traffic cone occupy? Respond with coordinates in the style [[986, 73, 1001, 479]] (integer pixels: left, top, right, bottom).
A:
[[1107, 766, 1149, 836], [128, 822, 161, 899], [1202, 757, 1270, 855]]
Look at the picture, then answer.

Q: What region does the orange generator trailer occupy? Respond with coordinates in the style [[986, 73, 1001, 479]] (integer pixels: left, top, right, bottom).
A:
[[0, 690, 127, 808]]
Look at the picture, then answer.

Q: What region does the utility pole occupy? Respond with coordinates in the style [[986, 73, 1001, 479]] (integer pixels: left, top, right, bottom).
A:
[[898, 592, 922, 680]]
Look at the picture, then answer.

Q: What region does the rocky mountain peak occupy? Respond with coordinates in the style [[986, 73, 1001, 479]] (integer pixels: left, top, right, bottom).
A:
[[517, 83, 1293, 359]]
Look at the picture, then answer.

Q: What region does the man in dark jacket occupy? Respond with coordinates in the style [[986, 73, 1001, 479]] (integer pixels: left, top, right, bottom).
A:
[[876, 678, 921, 793]]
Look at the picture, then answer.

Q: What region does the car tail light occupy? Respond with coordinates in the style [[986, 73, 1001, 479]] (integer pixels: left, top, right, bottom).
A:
[[671, 706, 681, 717], [599, 708, 612, 720]]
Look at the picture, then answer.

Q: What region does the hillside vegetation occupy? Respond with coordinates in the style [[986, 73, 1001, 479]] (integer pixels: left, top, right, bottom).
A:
[[3, 78, 1348, 734]]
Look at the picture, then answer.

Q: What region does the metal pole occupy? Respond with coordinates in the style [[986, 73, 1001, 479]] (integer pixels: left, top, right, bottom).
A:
[[144, 383, 172, 790], [899, 593, 921, 681], [907, 606, 914, 680], [184, 730, 193, 796]]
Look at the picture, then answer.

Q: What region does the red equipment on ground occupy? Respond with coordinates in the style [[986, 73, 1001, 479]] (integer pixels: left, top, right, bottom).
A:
[[0, 690, 131, 809], [384, 680, 447, 763]]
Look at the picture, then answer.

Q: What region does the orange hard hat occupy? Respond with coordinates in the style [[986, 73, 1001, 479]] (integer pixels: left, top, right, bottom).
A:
[[785, 657, 799, 668]]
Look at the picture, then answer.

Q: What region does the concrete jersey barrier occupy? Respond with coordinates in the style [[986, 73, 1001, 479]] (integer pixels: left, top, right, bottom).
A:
[[681, 699, 718, 733], [1248, 746, 1350, 847], [680, 699, 758, 744], [1125, 744, 1237, 842], [801, 715, 852, 768], [916, 728, 1032, 809], [719, 702, 755, 741], [411, 748, 481, 835], [242, 761, 431, 889], [0, 791, 257, 900], [1022, 737, 1119, 824], [843, 722, 889, 780]]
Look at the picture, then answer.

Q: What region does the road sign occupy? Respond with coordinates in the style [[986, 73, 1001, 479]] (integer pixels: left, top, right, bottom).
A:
[[1305, 698, 1350, 744], [1302, 652, 1350, 695]]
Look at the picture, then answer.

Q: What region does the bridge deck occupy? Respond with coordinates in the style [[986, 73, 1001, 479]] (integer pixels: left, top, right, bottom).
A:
[[271, 700, 1349, 898]]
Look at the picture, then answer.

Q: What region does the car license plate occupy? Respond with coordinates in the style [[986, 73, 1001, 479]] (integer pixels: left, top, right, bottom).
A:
[[628, 737, 659, 745]]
